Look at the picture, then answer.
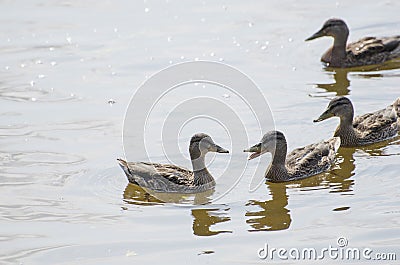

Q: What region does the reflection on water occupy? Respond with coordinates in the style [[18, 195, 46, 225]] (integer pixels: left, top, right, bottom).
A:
[[326, 147, 355, 193], [123, 184, 163, 206], [315, 69, 351, 96], [313, 60, 400, 97], [297, 137, 400, 195], [289, 148, 355, 194], [123, 183, 231, 236], [355, 136, 400, 157], [246, 183, 290, 232], [191, 206, 231, 236], [123, 183, 214, 205], [244, 147, 362, 232]]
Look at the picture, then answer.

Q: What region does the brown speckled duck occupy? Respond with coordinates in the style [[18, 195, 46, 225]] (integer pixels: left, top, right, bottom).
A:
[[314, 96, 400, 147], [306, 18, 400, 68], [244, 131, 340, 182], [118, 133, 229, 193]]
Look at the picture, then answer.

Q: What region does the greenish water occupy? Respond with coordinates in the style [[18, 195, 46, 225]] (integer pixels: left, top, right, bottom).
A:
[[1, 0, 399, 264]]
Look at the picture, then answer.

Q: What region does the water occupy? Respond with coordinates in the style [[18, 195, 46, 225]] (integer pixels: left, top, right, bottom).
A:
[[1, 0, 400, 264]]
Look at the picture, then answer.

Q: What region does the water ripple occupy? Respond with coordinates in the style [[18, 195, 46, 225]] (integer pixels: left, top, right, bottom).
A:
[[0, 84, 78, 103], [0, 120, 115, 143], [0, 245, 69, 265], [0, 151, 85, 167]]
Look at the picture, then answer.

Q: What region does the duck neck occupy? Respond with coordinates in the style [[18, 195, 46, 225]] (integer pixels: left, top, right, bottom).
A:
[[271, 145, 287, 165], [267, 142, 289, 181], [190, 152, 214, 186], [335, 113, 356, 146], [330, 33, 348, 66]]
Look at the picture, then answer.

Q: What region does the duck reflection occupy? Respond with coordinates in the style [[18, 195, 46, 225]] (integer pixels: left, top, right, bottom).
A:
[[316, 69, 351, 96], [244, 147, 362, 232], [355, 135, 400, 157], [315, 59, 400, 97], [322, 147, 355, 193], [246, 183, 291, 231], [123, 183, 232, 236], [287, 147, 355, 193], [296, 136, 400, 193], [191, 206, 232, 236], [325, 137, 399, 193], [122, 183, 214, 206], [123, 184, 163, 206]]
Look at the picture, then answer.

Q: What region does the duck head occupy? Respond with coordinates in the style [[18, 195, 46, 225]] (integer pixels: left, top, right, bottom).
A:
[[243, 131, 286, 160], [189, 133, 229, 160], [306, 18, 349, 41], [314, 96, 354, 122]]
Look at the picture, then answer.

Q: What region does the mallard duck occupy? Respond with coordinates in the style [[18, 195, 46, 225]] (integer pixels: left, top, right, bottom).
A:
[[305, 18, 400, 68], [117, 133, 229, 193], [314, 96, 400, 147], [243, 130, 340, 182]]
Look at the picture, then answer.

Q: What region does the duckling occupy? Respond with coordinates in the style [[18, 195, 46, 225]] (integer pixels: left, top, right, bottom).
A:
[[244, 131, 340, 182], [117, 133, 229, 193], [306, 18, 400, 68], [314, 96, 400, 147]]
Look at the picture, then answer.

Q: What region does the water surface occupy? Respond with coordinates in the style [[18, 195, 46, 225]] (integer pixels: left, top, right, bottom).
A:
[[1, 0, 400, 264]]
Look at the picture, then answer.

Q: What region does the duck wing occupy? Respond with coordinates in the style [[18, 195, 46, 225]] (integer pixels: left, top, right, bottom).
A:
[[117, 159, 195, 191], [353, 99, 400, 143], [348, 36, 400, 57], [150, 162, 194, 185], [381, 36, 400, 53], [286, 137, 340, 179]]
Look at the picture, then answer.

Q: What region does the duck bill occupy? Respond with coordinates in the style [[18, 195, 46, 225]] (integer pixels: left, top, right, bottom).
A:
[[313, 110, 334, 122], [305, 28, 324, 41], [215, 145, 229, 153], [243, 143, 266, 160]]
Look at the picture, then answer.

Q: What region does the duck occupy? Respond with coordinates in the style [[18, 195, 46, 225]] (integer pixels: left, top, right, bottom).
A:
[[117, 133, 229, 193], [243, 130, 340, 182], [305, 18, 400, 68], [314, 96, 400, 147]]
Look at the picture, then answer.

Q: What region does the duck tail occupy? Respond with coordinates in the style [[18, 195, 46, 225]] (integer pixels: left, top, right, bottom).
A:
[[117, 158, 131, 175]]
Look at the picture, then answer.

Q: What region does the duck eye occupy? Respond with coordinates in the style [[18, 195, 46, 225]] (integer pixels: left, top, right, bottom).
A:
[[325, 23, 334, 28]]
